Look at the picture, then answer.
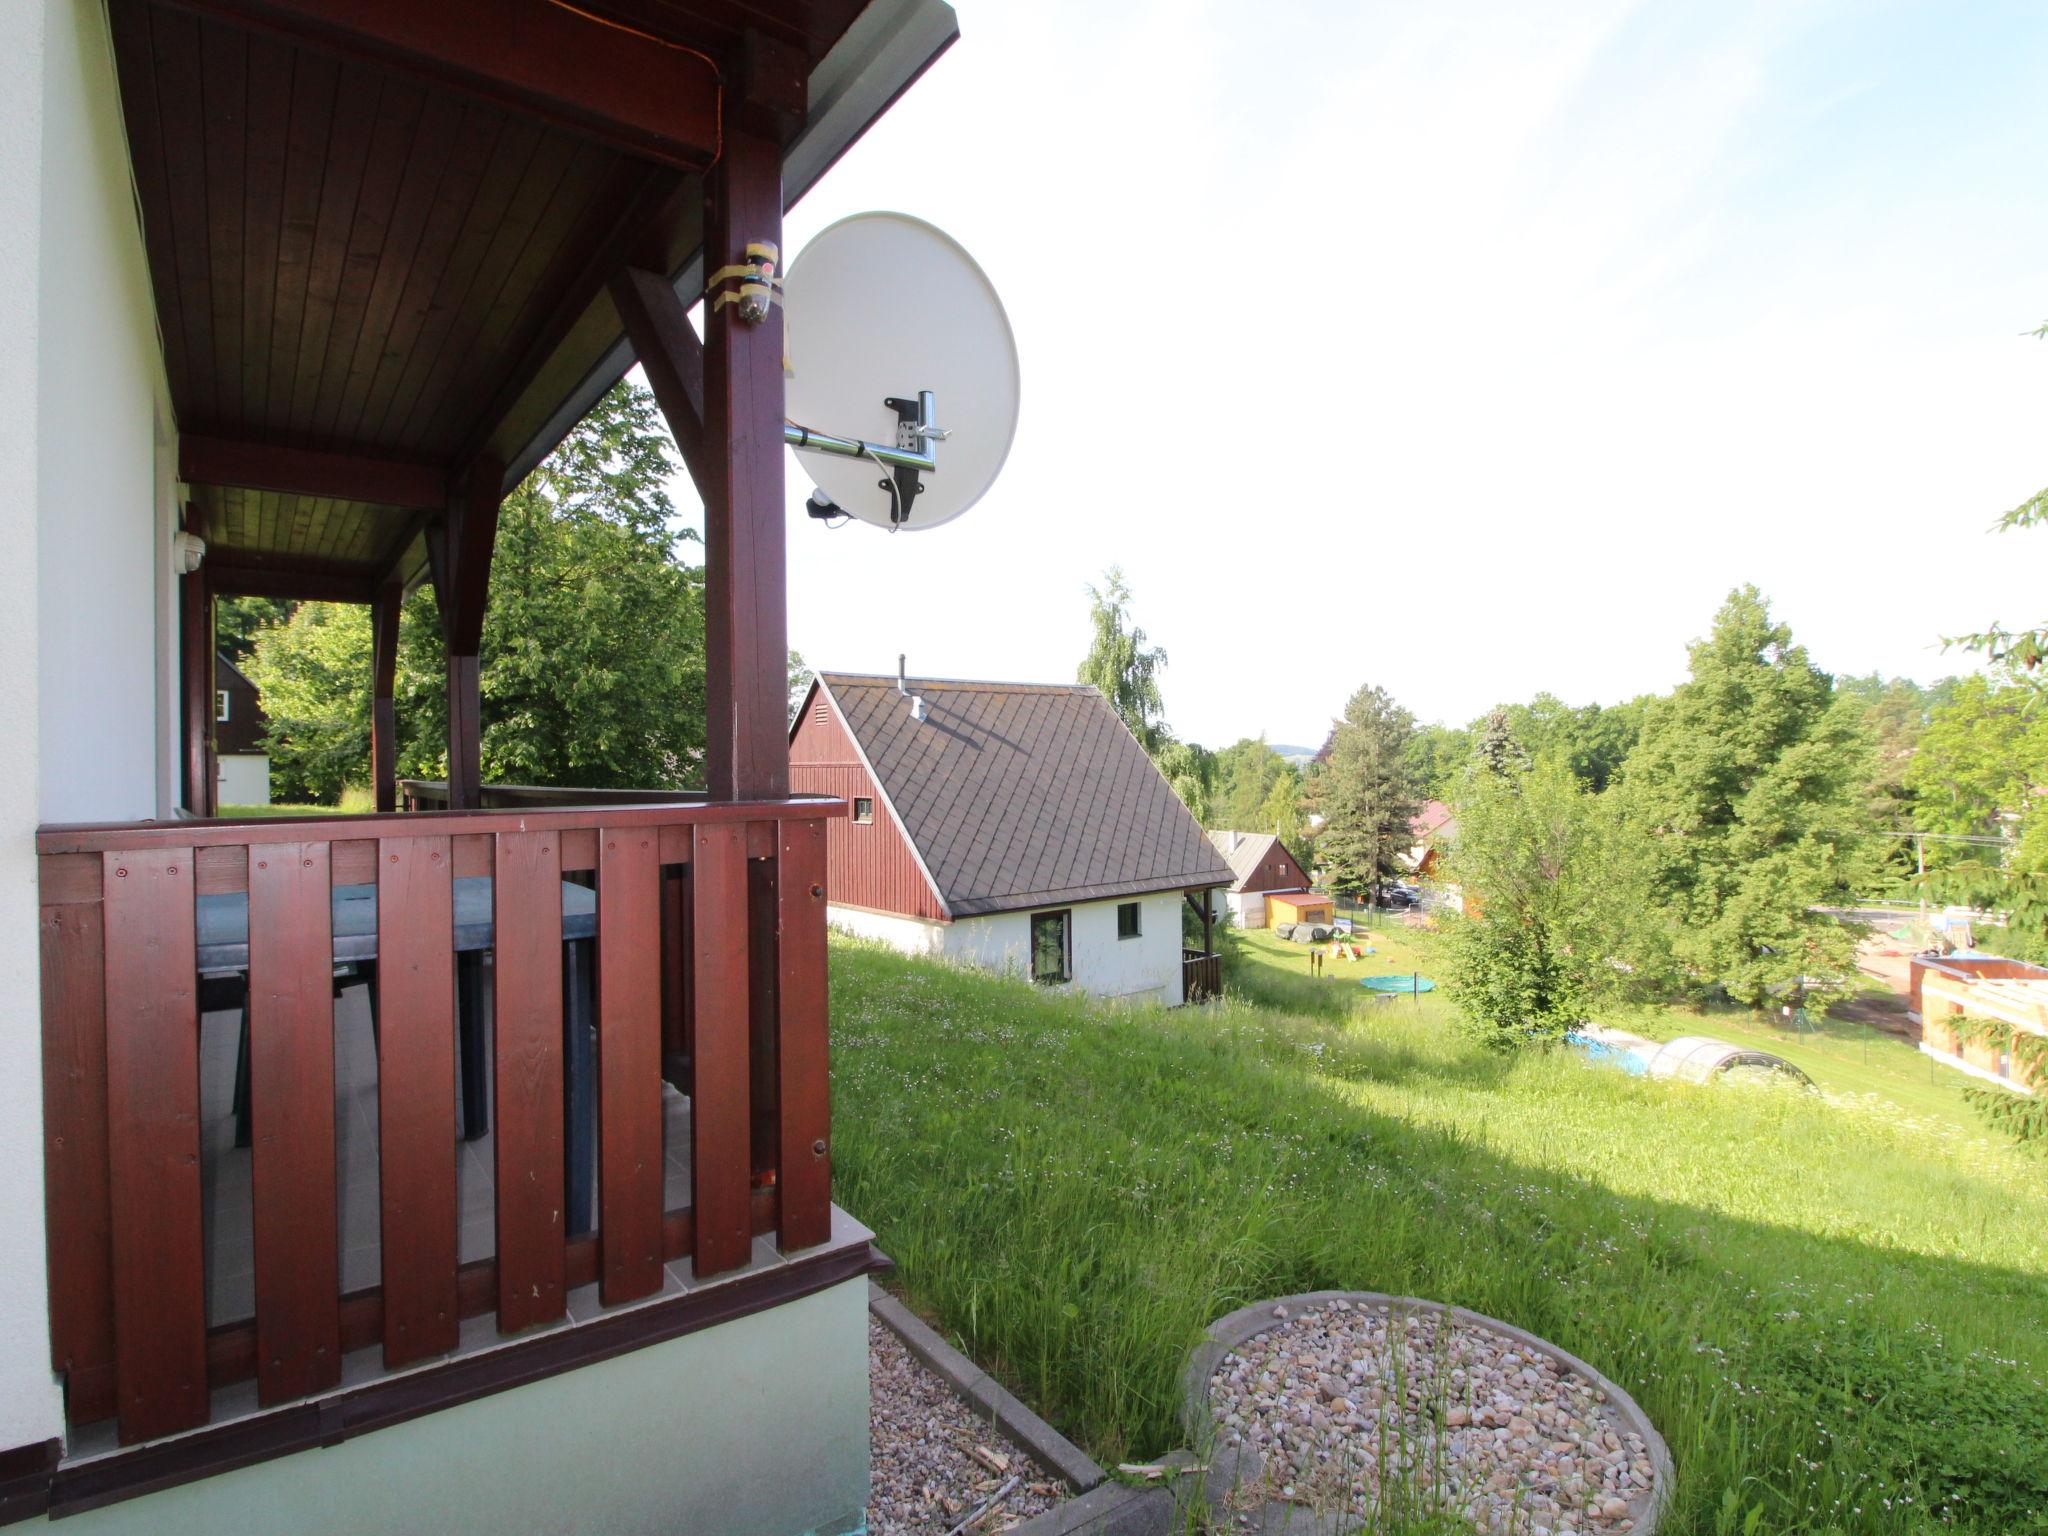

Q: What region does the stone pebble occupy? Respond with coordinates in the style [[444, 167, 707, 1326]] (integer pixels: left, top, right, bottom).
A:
[[869, 1316, 1068, 1534], [1209, 1300, 1655, 1534]]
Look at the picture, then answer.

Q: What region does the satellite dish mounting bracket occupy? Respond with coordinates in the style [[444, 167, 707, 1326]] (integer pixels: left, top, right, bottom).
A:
[[783, 388, 944, 527]]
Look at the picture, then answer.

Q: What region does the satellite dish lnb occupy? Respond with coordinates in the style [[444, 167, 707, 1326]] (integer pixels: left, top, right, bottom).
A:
[[782, 212, 1019, 531]]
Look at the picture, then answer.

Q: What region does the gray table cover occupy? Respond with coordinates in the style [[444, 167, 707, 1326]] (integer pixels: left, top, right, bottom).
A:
[[196, 876, 597, 972]]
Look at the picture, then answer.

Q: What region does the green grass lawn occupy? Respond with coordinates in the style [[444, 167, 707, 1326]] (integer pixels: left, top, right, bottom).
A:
[[831, 926, 2048, 1535]]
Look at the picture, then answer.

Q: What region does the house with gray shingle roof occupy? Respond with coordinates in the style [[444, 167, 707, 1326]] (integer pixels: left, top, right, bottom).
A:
[[790, 669, 1234, 1004], [1206, 831, 1315, 928]]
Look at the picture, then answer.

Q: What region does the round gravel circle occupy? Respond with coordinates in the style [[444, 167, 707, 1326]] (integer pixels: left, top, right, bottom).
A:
[[1183, 1292, 1671, 1536]]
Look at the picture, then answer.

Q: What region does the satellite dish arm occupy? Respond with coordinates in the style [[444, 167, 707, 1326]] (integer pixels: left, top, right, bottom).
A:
[[782, 388, 942, 475]]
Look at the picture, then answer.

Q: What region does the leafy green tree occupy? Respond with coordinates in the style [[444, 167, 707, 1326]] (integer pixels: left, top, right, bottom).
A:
[[1473, 709, 1529, 780], [1904, 674, 2048, 956], [1212, 737, 1293, 831], [788, 650, 812, 723], [1618, 586, 1876, 1004], [1406, 721, 1473, 799], [249, 381, 705, 798], [1475, 693, 1644, 793], [1153, 737, 1216, 823], [1259, 770, 1305, 850], [1444, 756, 1644, 1045], [1906, 675, 2042, 844], [243, 602, 381, 802], [1314, 684, 1420, 904], [1077, 567, 1168, 751], [216, 596, 293, 663]]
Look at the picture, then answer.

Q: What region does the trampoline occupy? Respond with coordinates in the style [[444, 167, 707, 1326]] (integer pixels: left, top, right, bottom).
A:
[[1359, 974, 1436, 994]]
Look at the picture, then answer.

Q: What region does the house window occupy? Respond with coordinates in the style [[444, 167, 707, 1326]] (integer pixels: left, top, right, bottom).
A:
[[216, 690, 230, 723], [1117, 901, 1141, 940], [853, 797, 874, 824], [1029, 910, 1070, 984]]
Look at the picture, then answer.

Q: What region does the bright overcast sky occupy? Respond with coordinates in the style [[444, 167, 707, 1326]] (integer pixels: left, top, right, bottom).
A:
[[650, 0, 2048, 749]]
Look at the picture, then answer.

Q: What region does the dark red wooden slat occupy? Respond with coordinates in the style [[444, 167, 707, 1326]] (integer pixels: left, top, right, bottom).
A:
[[100, 848, 207, 1444], [247, 842, 341, 1404], [376, 836, 458, 1366], [492, 830, 566, 1331], [597, 827, 662, 1304], [40, 893, 114, 1414], [690, 823, 752, 1277], [776, 818, 832, 1251]]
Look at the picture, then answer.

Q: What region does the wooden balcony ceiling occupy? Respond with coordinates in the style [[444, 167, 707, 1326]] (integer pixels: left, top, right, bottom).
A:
[[110, 0, 890, 602]]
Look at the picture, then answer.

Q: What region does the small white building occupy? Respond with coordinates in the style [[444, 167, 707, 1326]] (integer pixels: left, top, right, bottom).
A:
[[791, 671, 1233, 1004], [1206, 830, 1314, 928]]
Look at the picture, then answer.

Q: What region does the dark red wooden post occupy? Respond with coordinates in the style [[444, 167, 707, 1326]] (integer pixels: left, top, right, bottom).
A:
[[180, 528, 215, 815], [701, 43, 801, 803], [429, 456, 501, 809], [371, 578, 401, 813]]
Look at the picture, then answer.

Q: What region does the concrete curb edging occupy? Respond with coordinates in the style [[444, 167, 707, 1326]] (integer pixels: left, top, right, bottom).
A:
[[1182, 1291, 1674, 1536], [866, 1281, 1106, 1498]]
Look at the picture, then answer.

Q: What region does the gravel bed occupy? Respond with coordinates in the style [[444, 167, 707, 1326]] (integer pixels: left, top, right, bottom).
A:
[[869, 1316, 1068, 1534], [1207, 1300, 1658, 1534]]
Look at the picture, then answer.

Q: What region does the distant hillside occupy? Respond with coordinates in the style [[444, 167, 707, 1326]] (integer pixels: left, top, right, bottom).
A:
[[1271, 744, 1319, 766]]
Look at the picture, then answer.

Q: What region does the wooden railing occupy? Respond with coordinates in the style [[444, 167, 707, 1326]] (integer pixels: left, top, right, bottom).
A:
[[37, 798, 841, 1445], [398, 780, 707, 812], [1183, 948, 1221, 1003]]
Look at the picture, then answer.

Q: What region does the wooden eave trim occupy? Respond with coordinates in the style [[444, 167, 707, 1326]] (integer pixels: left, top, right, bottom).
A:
[[24, 1242, 886, 1526], [37, 797, 847, 854], [158, 0, 723, 171], [179, 437, 448, 510], [490, 0, 960, 494], [815, 679, 952, 922]]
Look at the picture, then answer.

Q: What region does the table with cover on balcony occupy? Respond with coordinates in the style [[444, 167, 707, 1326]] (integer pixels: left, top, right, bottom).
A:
[[198, 875, 602, 1231]]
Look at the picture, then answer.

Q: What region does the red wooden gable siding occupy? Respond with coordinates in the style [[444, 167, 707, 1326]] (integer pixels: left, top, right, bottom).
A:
[[790, 690, 945, 922], [1243, 842, 1310, 894]]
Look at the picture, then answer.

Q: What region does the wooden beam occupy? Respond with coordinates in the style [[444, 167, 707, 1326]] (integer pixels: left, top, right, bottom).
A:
[[205, 555, 379, 604], [370, 579, 401, 814], [163, 0, 721, 171], [609, 266, 709, 500], [433, 457, 501, 657], [179, 435, 448, 509], [701, 65, 789, 803], [179, 572, 214, 816], [429, 458, 502, 811]]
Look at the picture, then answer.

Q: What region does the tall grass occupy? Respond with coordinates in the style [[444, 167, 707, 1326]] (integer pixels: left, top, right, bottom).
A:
[[830, 930, 2048, 1535]]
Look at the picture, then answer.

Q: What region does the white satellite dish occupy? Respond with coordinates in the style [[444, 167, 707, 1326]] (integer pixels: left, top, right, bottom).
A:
[[782, 212, 1019, 531]]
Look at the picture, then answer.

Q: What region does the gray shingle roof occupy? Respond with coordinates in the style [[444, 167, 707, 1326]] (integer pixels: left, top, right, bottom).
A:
[[1207, 831, 1284, 891], [818, 673, 1235, 918]]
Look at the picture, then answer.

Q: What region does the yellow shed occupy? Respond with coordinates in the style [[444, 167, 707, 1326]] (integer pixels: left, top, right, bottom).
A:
[[1266, 890, 1335, 927]]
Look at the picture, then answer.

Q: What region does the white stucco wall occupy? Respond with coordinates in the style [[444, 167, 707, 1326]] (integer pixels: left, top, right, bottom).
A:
[[55, 1277, 872, 1536], [0, 0, 59, 1458], [1224, 890, 1267, 928], [35, 0, 169, 827], [831, 890, 1189, 1005], [0, 0, 174, 1452]]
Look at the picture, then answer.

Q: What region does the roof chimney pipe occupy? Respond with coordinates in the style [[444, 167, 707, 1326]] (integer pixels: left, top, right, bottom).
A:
[[912, 694, 927, 722], [897, 654, 909, 695]]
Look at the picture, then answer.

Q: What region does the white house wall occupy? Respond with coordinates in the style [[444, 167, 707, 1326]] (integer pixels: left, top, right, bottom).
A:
[[1224, 890, 1267, 929], [830, 890, 1188, 1005], [53, 1277, 873, 1536], [0, 0, 174, 1453], [216, 754, 271, 809], [35, 0, 171, 827], [0, 0, 59, 1456]]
